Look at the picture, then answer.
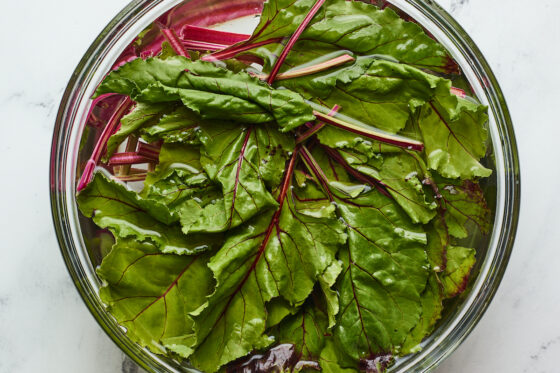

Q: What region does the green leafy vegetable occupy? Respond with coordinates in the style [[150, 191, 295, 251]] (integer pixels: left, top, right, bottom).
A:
[[97, 238, 214, 357], [76, 0, 494, 371], [95, 56, 315, 131]]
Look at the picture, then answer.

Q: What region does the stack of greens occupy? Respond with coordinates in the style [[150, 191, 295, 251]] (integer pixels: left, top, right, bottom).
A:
[[76, 0, 492, 371]]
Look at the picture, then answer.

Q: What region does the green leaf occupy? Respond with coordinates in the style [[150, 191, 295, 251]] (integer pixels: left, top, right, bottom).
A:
[[417, 95, 492, 179], [77, 173, 217, 255], [95, 56, 315, 131], [140, 106, 204, 144], [334, 187, 429, 361], [319, 260, 343, 328], [343, 150, 438, 224], [436, 176, 492, 239], [401, 273, 443, 354], [440, 246, 476, 298], [179, 122, 294, 233], [189, 186, 346, 372], [319, 340, 359, 373], [104, 102, 176, 161], [97, 238, 214, 357], [284, 58, 450, 134], [141, 142, 212, 210], [246, 0, 454, 74], [273, 303, 328, 370]]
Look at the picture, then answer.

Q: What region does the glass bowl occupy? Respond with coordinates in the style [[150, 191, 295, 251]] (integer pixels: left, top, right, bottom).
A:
[[50, 0, 520, 372]]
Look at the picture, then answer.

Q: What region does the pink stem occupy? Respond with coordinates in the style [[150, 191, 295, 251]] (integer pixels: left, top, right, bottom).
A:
[[312, 110, 424, 152], [108, 152, 158, 166], [202, 37, 283, 61], [137, 142, 161, 159], [296, 104, 340, 144], [450, 86, 467, 98], [158, 22, 190, 58], [321, 145, 392, 198], [182, 40, 229, 51], [267, 0, 326, 84], [77, 97, 133, 191], [181, 25, 250, 45]]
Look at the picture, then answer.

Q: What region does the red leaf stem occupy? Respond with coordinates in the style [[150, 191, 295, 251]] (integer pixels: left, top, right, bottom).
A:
[[77, 97, 133, 191], [296, 104, 341, 144], [312, 109, 424, 152], [321, 145, 392, 198], [157, 22, 191, 58], [267, 0, 326, 84], [202, 37, 284, 62], [108, 152, 159, 166], [136, 142, 161, 159], [181, 25, 250, 45], [299, 145, 333, 201]]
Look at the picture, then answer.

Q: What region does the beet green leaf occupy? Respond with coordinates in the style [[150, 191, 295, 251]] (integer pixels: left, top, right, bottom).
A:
[[77, 173, 219, 255], [179, 121, 294, 233], [189, 160, 346, 372], [95, 56, 315, 131], [97, 238, 214, 357], [227, 0, 455, 74]]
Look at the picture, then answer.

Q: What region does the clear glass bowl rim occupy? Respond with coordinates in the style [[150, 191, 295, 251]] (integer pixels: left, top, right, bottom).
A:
[[50, 0, 521, 372]]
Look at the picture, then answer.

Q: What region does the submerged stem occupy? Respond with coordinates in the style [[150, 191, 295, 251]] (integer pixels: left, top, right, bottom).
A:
[[77, 97, 133, 191], [158, 22, 190, 58]]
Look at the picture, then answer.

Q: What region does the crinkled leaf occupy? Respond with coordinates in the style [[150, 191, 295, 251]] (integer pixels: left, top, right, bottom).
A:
[[97, 238, 214, 357], [341, 149, 438, 224], [189, 186, 346, 372], [95, 56, 315, 131], [334, 188, 429, 361], [141, 106, 204, 144], [77, 173, 217, 255], [417, 95, 491, 179], [141, 143, 213, 210], [179, 122, 294, 233], [245, 0, 455, 74]]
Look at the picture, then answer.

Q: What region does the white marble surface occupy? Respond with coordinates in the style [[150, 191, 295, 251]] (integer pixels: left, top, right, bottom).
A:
[[0, 0, 557, 372]]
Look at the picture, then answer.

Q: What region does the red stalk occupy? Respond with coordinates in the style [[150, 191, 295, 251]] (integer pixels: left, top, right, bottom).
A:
[[296, 104, 341, 144], [77, 97, 133, 191], [202, 37, 283, 61], [108, 152, 158, 166], [300, 145, 333, 201], [181, 25, 250, 45], [267, 0, 326, 84], [182, 40, 230, 51], [158, 22, 190, 58], [312, 110, 424, 152], [137, 142, 161, 159], [321, 145, 392, 198]]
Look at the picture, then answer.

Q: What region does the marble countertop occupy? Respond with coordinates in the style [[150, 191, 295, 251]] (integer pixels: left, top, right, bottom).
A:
[[0, 0, 557, 372]]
